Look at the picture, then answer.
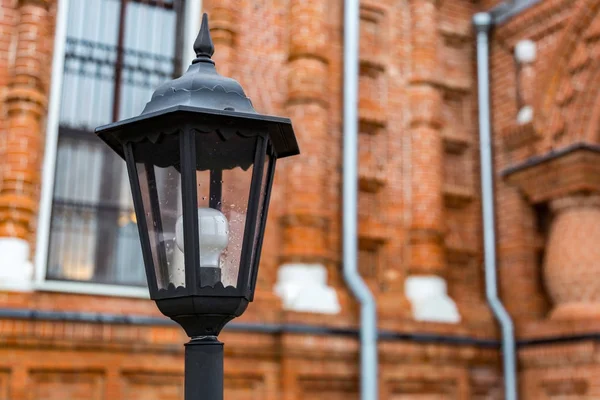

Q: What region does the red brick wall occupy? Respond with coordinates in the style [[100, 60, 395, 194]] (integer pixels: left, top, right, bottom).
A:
[[0, 0, 54, 246], [2, 0, 600, 398]]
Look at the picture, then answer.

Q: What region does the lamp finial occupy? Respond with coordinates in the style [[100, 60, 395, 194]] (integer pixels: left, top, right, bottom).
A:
[[193, 13, 214, 63]]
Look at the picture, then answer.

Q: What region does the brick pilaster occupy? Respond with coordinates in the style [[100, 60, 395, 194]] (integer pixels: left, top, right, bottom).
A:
[[204, 0, 237, 78], [0, 0, 51, 239], [280, 0, 330, 265], [408, 0, 445, 276]]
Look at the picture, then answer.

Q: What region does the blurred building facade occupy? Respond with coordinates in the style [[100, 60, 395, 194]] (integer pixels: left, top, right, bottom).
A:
[[0, 0, 598, 398]]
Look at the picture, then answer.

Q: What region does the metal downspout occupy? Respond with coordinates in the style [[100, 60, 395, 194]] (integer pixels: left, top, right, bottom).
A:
[[343, 0, 378, 399], [473, 12, 518, 400], [182, 0, 203, 70]]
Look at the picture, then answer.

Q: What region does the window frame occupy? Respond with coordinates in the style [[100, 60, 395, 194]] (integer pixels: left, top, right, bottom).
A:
[[34, 0, 202, 298]]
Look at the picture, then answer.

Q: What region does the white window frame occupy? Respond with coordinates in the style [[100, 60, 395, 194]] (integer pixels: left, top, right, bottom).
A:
[[34, 0, 202, 298]]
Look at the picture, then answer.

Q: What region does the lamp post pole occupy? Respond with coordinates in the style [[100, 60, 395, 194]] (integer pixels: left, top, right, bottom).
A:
[[185, 336, 224, 400]]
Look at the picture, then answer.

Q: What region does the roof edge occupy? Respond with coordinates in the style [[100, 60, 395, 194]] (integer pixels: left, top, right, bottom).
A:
[[488, 0, 543, 26]]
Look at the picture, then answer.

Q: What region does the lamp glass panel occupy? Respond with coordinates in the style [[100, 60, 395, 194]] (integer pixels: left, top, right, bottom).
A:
[[247, 152, 272, 291], [133, 133, 185, 290], [193, 131, 259, 288]]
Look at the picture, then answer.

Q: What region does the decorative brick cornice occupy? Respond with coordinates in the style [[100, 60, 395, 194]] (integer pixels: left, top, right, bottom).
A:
[[407, 0, 440, 7], [358, 217, 389, 249], [17, 0, 51, 8], [534, 0, 600, 139], [409, 0, 440, 84], [409, 228, 445, 244], [280, 213, 329, 229], [5, 86, 47, 117], [501, 121, 541, 152], [359, 103, 387, 128], [445, 246, 477, 265], [503, 143, 600, 203], [206, 3, 237, 46], [443, 183, 474, 208], [288, 0, 328, 63], [286, 57, 329, 107], [438, 20, 470, 42], [550, 194, 600, 213], [408, 86, 443, 128], [519, 341, 597, 368]]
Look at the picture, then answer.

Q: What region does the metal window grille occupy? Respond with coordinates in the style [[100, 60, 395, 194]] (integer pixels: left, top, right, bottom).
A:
[[47, 0, 185, 286]]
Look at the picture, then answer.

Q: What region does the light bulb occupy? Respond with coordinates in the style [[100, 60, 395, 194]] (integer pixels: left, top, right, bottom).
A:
[[175, 207, 229, 268]]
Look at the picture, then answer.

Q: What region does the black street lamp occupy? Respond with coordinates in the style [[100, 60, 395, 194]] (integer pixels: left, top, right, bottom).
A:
[[95, 14, 299, 400]]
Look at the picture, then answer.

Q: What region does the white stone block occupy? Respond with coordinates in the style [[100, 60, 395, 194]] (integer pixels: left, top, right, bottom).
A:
[[0, 237, 34, 291], [405, 275, 460, 323], [274, 263, 341, 314]]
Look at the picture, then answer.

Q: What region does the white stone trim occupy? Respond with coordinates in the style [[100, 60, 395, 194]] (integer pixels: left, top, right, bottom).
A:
[[35, 280, 149, 298], [405, 275, 460, 323], [274, 263, 341, 314], [0, 238, 34, 291], [34, 0, 70, 288]]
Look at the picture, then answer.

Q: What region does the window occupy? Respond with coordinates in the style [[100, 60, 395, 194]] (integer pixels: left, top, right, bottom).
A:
[[45, 0, 188, 288]]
